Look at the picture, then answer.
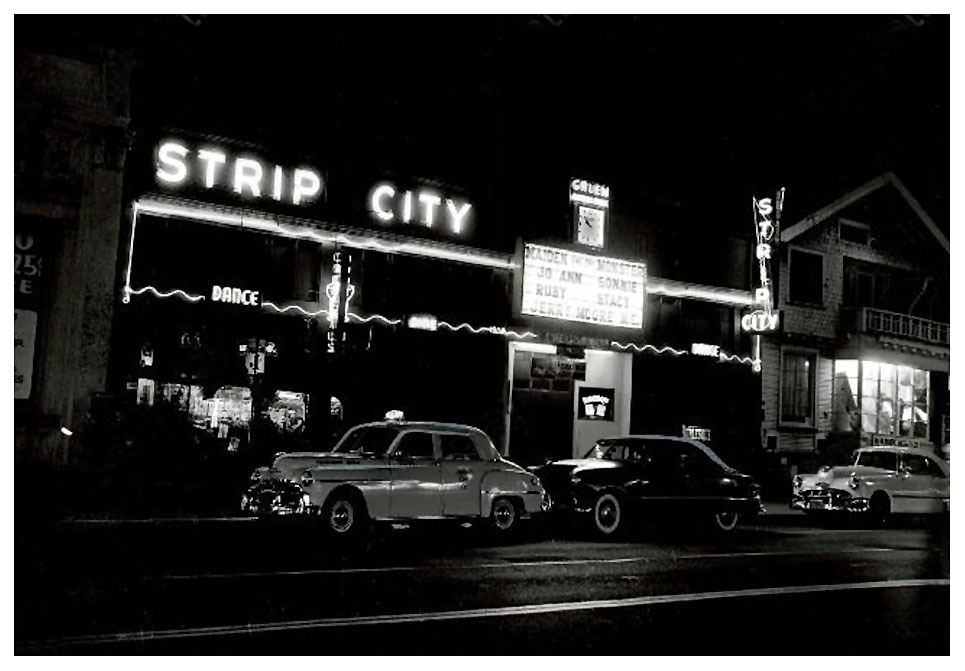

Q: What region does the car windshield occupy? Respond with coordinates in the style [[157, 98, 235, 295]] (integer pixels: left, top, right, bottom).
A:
[[332, 426, 400, 457], [854, 451, 898, 471], [584, 441, 624, 461]]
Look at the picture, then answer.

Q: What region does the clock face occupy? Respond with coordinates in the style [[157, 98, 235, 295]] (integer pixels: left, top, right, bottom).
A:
[[577, 206, 606, 248]]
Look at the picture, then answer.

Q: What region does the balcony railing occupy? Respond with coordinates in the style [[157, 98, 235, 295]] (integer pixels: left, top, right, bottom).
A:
[[858, 307, 949, 346]]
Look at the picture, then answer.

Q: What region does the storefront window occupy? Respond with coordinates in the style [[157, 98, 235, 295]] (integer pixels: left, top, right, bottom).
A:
[[861, 361, 880, 433], [266, 391, 308, 434], [781, 352, 814, 424], [832, 360, 859, 432], [856, 361, 929, 438]]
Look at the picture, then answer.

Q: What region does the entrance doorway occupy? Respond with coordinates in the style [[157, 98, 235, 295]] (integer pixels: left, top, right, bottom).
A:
[[507, 344, 581, 467]]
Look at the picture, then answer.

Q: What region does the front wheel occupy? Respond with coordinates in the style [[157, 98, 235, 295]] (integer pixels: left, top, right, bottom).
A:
[[592, 492, 625, 538], [490, 497, 520, 535], [322, 490, 369, 542]]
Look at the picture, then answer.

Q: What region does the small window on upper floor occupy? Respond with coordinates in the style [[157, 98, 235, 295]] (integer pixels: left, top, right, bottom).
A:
[[788, 249, 824, 306], [839, 219, 871, 246]]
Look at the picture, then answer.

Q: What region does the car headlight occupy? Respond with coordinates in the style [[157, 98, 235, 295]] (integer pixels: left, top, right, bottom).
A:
[[793, 475, 802, 489]]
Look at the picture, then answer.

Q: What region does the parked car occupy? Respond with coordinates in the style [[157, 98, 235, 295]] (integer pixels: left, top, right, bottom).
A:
[[298, 421, 549, 538], [241, 452, 331, 516], [791, 446, 950, 523], [532, 435, 763, 537]]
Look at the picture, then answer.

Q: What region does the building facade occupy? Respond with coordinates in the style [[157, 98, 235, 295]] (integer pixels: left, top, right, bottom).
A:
[[14, 44, 133, 466], [103, 131, 762, 489], [760, 173, 950, 480]]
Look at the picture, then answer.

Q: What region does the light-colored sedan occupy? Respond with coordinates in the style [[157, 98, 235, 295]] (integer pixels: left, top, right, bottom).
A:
[[299, 421, 549, 538], [791, 446, 950, 523]]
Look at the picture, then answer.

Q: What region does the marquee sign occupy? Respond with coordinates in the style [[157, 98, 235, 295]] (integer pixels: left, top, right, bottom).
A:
[[743, 188, 784, 334], [521, 243, 646, 329]]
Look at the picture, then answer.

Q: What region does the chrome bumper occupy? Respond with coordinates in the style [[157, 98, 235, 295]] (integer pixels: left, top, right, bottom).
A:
[[241, 482, 310, 516], [790, 492, 869, 513]]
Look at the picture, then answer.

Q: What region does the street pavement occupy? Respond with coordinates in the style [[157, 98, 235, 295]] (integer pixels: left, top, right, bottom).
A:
[[15, 511, 949, 654]]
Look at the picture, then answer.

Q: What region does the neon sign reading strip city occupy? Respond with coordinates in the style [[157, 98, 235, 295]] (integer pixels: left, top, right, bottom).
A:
[[156, 140, 323, 206]]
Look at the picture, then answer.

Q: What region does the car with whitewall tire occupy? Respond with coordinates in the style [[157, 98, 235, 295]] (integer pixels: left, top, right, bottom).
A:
[[532, 435, 763, 538], [791, 446, 950, 525], [299, 421, 549, 540]]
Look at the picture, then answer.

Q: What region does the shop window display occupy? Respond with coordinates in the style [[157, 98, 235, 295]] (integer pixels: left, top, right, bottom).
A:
[[835, 359, 929, 438], [832, 359, 859, 431]]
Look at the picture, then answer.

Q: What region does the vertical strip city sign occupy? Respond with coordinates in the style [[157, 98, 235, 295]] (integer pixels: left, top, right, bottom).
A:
[[743, 188, 784, 335]]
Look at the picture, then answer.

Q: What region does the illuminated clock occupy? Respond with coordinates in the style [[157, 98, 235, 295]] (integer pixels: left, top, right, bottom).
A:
[[576, 206, 606, 248]]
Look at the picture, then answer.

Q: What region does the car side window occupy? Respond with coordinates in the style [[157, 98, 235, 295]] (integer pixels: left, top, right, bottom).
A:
[[903, 454, 944, 477], [440, 434, 481, 461], [901, 454, 930, 476], [623, 442, 651, 468], [923, 458, 946, 478], [393, 432, 437, 460], [671, 441, 718, 476]]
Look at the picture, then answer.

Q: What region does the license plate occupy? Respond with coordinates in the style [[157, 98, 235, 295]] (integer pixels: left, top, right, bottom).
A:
[[808, 500, 827, 510]]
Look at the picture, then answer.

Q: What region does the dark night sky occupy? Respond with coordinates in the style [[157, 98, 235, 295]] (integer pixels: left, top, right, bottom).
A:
[[17, 15, 950, 252]]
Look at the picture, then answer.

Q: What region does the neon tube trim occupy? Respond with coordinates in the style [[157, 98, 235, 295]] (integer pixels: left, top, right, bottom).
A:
[[437, 321, 537, 339], [128, 286, 206, 302], [648, 283, 755, 307], [133, 199, 516, 270], [263, 301, 329, 318], [610, 342, 687, 356], [346, 312, 403, 326]]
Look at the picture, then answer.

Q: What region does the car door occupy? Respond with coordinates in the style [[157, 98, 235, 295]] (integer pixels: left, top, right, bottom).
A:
[[673, 439, 730, 516], [439, 432, 484, 517], [387, 430, 443, 518], [893, 453, 936, 514], [637, 439, 691, 518]]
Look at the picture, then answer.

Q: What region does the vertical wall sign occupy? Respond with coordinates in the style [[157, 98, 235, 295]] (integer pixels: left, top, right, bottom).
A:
[[326, 250, 354, 354], [14, 223, 49, 400], [570, 178, 610, 249], [743, 188, 784, 336]]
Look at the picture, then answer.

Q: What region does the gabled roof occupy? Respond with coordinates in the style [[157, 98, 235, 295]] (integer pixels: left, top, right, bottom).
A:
[[781, 172, 949, 254]]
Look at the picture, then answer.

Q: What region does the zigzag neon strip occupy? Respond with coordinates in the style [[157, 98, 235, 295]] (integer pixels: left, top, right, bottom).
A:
[[262, 301, 328, 317], [719, 353, 756, 365], [127, 286, 206, 302], [347, 312, 403, 325], [437, 321, 538, 339], [610, 342, 687, 356]]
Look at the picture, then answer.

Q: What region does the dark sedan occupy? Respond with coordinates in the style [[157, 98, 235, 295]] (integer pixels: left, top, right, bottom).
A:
[[532, 435, 763, 537]]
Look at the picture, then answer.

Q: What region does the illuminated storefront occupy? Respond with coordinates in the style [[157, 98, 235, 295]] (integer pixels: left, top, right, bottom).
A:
[[112, 136, 762, 469]]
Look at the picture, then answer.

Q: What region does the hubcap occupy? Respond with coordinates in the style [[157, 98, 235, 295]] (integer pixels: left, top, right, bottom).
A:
[[494, 501, 515, 529], [330, 500, 354, 533]]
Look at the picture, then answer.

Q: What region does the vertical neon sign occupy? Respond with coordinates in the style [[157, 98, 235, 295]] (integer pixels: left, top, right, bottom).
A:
[[325, 251, 354, 354]]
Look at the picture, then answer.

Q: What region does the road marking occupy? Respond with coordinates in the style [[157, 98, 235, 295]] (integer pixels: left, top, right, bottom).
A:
[[19, 578, 949, 650], [153, 546, 902, 581], [66, 517, 259, 525]]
